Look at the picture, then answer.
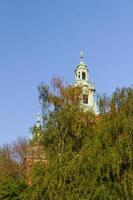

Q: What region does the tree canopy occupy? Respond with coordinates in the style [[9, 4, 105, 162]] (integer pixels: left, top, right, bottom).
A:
[[0, 79, 132, 200]]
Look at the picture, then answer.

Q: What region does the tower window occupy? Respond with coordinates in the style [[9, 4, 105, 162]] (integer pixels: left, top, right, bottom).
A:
[[83, 95, 88, 104], [82, 72, 86, 80], [78, 72, 80, 78]]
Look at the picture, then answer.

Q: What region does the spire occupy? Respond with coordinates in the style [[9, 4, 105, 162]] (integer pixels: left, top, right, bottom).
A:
[[36, 113, 41, 128], [80, 51, 84, 62], [79, 51, 86, 66]]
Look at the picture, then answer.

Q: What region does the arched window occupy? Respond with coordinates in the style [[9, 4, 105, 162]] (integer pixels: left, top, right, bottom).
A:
[[82, 72, 86, 80], [83, 94, 88, 104], [78, 72, 80, 78]]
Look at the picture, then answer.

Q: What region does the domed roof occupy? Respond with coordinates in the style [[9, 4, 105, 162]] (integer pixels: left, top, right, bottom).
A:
[[75, 51, 89, 71]]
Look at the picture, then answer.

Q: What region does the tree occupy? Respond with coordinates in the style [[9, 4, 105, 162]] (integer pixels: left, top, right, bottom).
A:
[[0, 137, 27, 180], [0, 177, 26, 200], [1, 77, 132, 200], [26, 84, 132, 200], [0, 137, 28, 200]]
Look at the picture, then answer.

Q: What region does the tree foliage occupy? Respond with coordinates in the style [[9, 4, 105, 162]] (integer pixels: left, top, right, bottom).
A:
[[0, 79, 133, 200], [0, 138, 28, 199]]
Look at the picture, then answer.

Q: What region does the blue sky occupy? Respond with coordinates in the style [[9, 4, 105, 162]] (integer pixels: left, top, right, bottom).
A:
[[0, 0, 133, 144]]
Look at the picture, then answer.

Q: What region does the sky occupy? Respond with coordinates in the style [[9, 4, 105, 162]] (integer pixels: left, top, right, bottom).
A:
[[0, 0, 133, 145]]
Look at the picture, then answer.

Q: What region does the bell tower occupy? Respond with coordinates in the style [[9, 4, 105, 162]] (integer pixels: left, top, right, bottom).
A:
[[74, 52, 97, 113]]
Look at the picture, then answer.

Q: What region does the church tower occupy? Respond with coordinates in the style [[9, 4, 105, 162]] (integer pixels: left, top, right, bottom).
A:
[[74, 52, 97, 113]]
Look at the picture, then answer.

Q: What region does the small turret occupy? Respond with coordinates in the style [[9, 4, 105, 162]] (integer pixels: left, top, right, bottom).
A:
[[36, 113, 41, 128]]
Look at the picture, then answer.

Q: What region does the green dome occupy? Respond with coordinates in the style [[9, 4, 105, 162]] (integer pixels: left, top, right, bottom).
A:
[[75, 60, 89, 71], [75, 52, 89, 71]]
